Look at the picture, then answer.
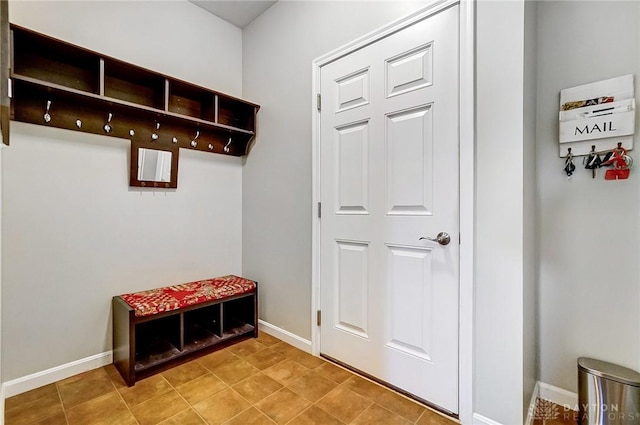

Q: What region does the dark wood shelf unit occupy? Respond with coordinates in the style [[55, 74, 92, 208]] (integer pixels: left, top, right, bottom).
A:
[[9, 25, 260, 157], [113, 288, 257, 386]]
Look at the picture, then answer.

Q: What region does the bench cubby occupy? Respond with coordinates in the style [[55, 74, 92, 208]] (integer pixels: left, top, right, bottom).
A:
[[112, 276, 257, 386]]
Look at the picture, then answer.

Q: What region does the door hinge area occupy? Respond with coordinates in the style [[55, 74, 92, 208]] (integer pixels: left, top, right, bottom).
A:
[[316, 93, 321, 112], [316, 310, 321, 326], [317, 202, 321, 218]]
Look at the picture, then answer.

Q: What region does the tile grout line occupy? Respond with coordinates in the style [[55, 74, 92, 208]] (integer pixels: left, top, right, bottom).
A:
[[283, 404, 318, 425], [54, 382, 70, 425], [334, 373, 424, 425], [224, 341, 321, 425], [193, 348, 280, 425], [220, 389, 278, 425], [346, 400, 374, 425], [199, 350, 262, 425], [306, 379, 351, 424], [227, 341, 312, 424], [234, 341, 314, 424], [105, 367, 141, 425], [250, 385, 291, 424], [4, 385, 66, 425], [336, 376, 373, 425], [237, 344, 331, 424], [158, 372, 209, 425]]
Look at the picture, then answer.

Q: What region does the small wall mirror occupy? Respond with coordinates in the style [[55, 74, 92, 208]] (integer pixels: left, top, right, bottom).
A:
[[130, 144, 178, 188]]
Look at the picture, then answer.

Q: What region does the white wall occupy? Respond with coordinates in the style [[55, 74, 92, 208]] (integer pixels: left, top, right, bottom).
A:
[[3, 1, 243, 382], [242, 0, 426, 340], [523, 0, 538, 418], [475, 1, 529, 423], [536, 1, 640, 393]]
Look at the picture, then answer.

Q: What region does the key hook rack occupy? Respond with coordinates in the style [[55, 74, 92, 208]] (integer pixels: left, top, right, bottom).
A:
[[563, 143, 633, 180]]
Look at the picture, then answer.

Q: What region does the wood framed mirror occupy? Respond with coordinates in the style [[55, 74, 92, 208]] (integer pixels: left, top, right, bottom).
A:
[[130, 143, 179, 189]]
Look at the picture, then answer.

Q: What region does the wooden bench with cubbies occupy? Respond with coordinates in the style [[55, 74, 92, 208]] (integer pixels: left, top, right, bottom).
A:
[[112, 275, 257, 386]]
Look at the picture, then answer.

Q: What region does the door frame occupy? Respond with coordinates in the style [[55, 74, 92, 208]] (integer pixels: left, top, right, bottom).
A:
[[310, 0, 475, 422]]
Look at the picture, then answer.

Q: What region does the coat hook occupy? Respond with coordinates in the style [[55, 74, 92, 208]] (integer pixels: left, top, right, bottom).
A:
[[224, 137, 232, 153], [103, 113, 113, 133], [129, 129, 135, 137], [152, 121, 160, 141], [208, 143, 214, 151], [172, 137, 178, 144], [43, 100, 52, 123], [76, 119, 82, 129], [190, 130, 200, 148]]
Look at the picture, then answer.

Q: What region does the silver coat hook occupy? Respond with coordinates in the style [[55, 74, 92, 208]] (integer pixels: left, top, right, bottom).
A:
[[103, 113, 113, 133], [208, 144, 214, 151], [190, 130, 200, 148], [224, 137, 232, 153], [43, 100, 52, 123], [129, 129, 135, 137], [76, 119, 82, 129], [152, 122, 160, 140], [172, 137, 178, 144]]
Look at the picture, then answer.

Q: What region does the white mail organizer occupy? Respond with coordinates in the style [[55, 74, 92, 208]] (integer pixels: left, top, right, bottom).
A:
[[559, 75, 635, 157]]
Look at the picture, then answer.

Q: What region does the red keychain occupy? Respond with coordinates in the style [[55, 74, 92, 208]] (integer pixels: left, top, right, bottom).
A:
[[602, 143, 632, 180]]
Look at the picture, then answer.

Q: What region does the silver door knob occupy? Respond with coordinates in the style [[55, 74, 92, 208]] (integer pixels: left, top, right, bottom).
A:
[[419, 232, 451, 246]]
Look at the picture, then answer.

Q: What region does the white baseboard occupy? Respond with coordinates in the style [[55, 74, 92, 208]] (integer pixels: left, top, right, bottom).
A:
[[258, 320, 312, 353], [524, 381, 540, 425], [538, 381, 578, 410], [473, 413, 503, 425], [475, 382, 576, 425], [2, 351, 113, 398]]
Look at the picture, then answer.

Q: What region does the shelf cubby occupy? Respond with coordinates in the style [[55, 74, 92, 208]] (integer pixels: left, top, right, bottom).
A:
[[168, 80, 215, 122], [183, 304, 223, 353], [222, 295, 256, 336], [217, 96, 256, 132], [104, 59, 165, 110], [134, 314, 181, 372], [12, 29, 101, 94]]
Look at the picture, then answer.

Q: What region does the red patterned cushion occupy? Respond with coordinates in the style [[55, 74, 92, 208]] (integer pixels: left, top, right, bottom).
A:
[[120, 275, 256, 317]]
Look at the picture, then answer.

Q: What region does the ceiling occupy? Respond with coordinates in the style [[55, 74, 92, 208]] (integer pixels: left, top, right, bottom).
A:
[[190, 1, 278, 28]]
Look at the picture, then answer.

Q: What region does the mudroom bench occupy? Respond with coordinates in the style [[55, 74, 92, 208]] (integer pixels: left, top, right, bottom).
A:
[[112, 275, 257, 386]]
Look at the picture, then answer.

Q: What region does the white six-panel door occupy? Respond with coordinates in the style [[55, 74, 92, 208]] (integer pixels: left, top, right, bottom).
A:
[[319, 4, 460, 414]]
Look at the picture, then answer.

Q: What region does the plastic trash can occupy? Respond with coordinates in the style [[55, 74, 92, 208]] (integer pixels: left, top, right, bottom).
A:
[[578, 357, 640, 425]]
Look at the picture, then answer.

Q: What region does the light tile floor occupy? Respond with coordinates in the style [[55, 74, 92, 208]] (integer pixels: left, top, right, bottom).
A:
[[5, 333, 457, 425]]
